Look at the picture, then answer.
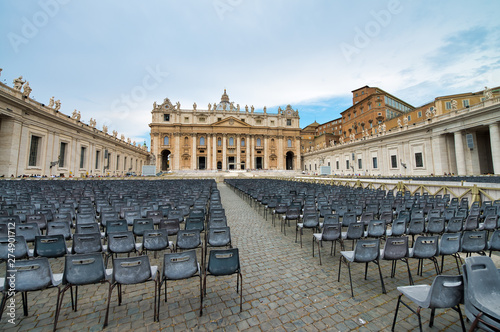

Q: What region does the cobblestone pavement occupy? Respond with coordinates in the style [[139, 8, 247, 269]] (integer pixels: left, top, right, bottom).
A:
[[1, 182, 496, 331]]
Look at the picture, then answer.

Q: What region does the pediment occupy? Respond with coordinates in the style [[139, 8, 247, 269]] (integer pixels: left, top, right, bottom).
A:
[[212, 116, 251, 127]]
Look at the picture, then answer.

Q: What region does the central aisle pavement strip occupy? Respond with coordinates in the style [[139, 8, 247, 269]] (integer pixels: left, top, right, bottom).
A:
[[0, 182, 477, 331]]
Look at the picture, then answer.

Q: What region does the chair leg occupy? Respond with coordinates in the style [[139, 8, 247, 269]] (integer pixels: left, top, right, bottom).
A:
[[453, 305, 466, 332], [347, 263, 354, 297], [103, 283, 116, 328], [376, 260, 386, 294], [53, 286, 70, 331], [199, 275, 203, 317], [391, 294, 403, 331], [318, 240, 323, 266], [429, 308, 436, 327], [22, 292, 28, 316], [416, 307, 423, 332], [0, 291, 8, 322], [238, 272, 243, 313], [337, 256, 342, 282]]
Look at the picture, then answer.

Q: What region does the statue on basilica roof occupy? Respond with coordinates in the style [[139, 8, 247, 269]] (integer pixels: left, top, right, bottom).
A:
[[54, 100, 61, 111], [22, 81, 32, 97], [13, 76, 25, 90], [48, 96, 55, 108], [208, 103, 212, 111], [193, 102, 197, 111]]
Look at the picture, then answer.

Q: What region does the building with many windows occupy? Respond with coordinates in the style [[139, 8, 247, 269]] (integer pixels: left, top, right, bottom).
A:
[[302, 86, 500, 176], [0, 80, 149, 177], [149, 90, 302, 171]]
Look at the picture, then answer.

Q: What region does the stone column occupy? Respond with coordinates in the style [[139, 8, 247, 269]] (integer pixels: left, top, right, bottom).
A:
[[236, 134, 241, 170], [295, 136, 301, 170], [278, 135, 284, 169], [222, 134, 227, 170], [191, 134, 197, 169], [246, 134, 251, 169], [489, 123, 500, 174], [454, 131, 466, 175], [207, 134, 211, 170], [250, 135, 255, 169], [174, 133, 180, 170], [212, 135, 217, 169], [431, 134, 447, 175], [263, 136, 269, 169]]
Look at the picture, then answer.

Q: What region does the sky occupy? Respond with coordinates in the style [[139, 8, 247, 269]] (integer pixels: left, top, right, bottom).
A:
[[1, 0, 499, 148]]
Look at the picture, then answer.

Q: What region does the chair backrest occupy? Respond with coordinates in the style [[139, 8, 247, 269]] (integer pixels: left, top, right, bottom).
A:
[[207, 227, 231, 247], [427, 275, 464, 309], [63, 253, 107, 285], [167, 210, 184, 223], [446, 217, 463, 233], [463, 215, 479, 231], [113, 255, 152, 285], [321, 223, 341, 241], [124, 211, 141, 226], [342, 212, 357, 227], [427, 217, 445, 234], [15, 222, 41, 242], [367, 220, 386, 238], [302, 213, 319, 228], [360, 212, 374, 225], [390, 218, 407, 236], [412, 236, 439, 258], [34, 234, 67, 258], [46, 221, 72, 239], [8, 257, 54, 292], [76, 213, 95, 225], [489, 229, 500, 251], [132, 218, 154, 236], [27, 214, 47, 229], [345, 223, 364, 240], [463, 256, 500, 315], [185, 218, 204, 232], [0, 236, 30, 260], [176, 229, 201, 249], [142, 229, 169, 251], [461, 230, 487, 253], [105, 220, 128, 236], [382, 236, 409, 260], [72, 233, 103, 254], [207, 248, 240, 276], [323, 214, 340, 225], [439, 233, 461, 255], [481, 215, 498, 231], [354, 239, 380, 262], [159, 219, 180, 236], [163, 250, 199, 280], [107, 231, 136, 254], [76, 222, 100, 234], [407, 217, 425, 235]]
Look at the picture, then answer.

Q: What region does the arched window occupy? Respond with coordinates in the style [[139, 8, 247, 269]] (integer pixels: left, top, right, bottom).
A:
[[184, 137, 188, 145], [199, 137, 205, 146], [217, 138, 222, 146], [271, 139, 275, 147], [241, 139, 245, 147], [163, 136, 169, 145], [256, 138, 261, 146], [229, 137, 234, 146], [287, 139, 292, 148]]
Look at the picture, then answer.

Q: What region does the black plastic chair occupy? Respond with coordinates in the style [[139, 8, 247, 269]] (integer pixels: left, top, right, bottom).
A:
[[445, 216, 464, 233], [104, 219, 128, 238], [364, 220, 386, 239], [46, 221, 72, 240], [338, 238, 385, 297], [76, 212, 96, 225], [488, 229, 500, 257], [391, 275, 465, 332], [26, 214, 47, 234], [462, 256, 500, 331], [282, 207, 300, 235], [103, 255, 159, 327], [158, 250, 202, 319], [159, 219, 180, 236], [34, 234, 69, 258], [425, 217, 445, 235], [439, 233, 462, 274], [387, 217, 407, 237], [341, 222, 364, 250], [176, 229, 203, 266], [409, 236, 440, 276], [132, 218, 154, 239], [461, 230, 487, 257], [0, 257, 62, 321], [105, 231, 141, 267], [205, 226, 232, 260], [53, 253, 112, 330], [407, 218, 425, 244], [202, 248, 242, 314], [0, 236, 32, 264], [72, 233, 104, 254], [296, 213, 319, 248], [380, 236, 413, 285], [185, 217, 205, 232], [15, 222, 41, 243], [141, 229, 173, 258], [313, 223, 342, 265], [124, 210, 141, 226]]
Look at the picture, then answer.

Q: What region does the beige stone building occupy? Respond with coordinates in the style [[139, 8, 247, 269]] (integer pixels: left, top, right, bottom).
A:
[[149, 90, 301, 171], [302, 87, 500, 176], [0, 79, 149, 177]]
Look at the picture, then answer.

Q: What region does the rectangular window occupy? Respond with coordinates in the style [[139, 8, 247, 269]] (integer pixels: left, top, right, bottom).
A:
[[116, 155, 120, 170], [372, 157, 378, 169], [463, 99, 470, 108], [391, 155, 398, 168], [407, 115, 411, 121], [417, 111, 422, 118], [270, 120, 275, 126], [164, 114, 170, 121], [124, 157, 127, 171], [184, 117, 189, 123], [28, 135, 41, 167], [358, 159, 362, 169], [95, 150, 100, 169], [346, 160, 350, 169], [80, 147, 86, 169], [445, 101, 452, 110], [59, 142, 67, 167], [336, 160, 339, 170], [415, 152, 423, 167], [287, 119, 292, 126], [256, 120, 262, 125]]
